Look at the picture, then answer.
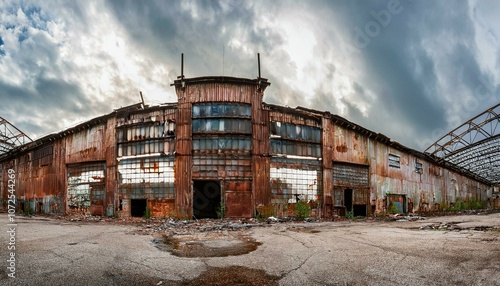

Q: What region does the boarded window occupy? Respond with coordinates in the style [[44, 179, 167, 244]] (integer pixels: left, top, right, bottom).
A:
[[333, 163, 369, 187], [193, 155, 252, 179], [388, 154, 400, 168], [32, 145, 53, 167]]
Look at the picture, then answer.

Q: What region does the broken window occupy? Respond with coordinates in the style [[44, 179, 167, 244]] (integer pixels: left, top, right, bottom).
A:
[[269, 122, 322, 158], [415, 161, 423, 173], [193, 136, 251, 151], [270, 163, 322, 204], [270, 121, 321, 143], [270, 139, 321, 157], [192, 118, 251, 133], [117, 139, 175, 157], [192, 103, 252, 153], [389, 154, 401, 168], [67, 163, 106, 210], [117, 120, 175, 157], [192, 103, 251, 118], [118, 157, 175, 199]]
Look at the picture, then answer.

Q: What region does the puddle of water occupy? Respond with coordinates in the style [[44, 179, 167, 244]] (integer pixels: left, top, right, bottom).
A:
[[183, 266, 279, 286], [153, 234, 261, 257]]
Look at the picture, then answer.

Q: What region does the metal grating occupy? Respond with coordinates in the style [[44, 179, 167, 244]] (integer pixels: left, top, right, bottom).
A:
[[425, 103, 500, 185]]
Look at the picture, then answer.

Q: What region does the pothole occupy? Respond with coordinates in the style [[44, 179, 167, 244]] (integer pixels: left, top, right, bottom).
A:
[[153, 232, 262, 257], [183, 266, 279, 286]]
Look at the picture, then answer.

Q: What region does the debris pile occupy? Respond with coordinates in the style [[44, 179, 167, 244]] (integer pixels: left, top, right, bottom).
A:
[[419, 222, 499, 231]]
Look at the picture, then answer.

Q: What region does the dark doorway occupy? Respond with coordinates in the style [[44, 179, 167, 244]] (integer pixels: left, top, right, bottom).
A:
[[131, 199, 147, 217], [193, 180, 221, 219], [353, 204, 367, 216], [344, 188, 353, 212]]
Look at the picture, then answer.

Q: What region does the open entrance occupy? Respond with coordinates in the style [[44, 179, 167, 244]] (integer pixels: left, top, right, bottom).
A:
[[131, 199, 147, 217], [387, 194, 407, 214], [193, 180, 221, 219], [353, 204, 367, 216], [344, 189, 353, 212]]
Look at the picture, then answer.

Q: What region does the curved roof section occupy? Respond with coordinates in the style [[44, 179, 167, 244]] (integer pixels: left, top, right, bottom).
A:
[[0, 116, 32, 156], [425, 103, 500, 186]]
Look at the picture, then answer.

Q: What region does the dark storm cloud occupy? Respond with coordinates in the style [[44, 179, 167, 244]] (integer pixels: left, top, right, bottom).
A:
[[0, 0, 498, 149], [105, 0, 285, 78], [0, 76, 92, 135], [305, 0, 497, 149]]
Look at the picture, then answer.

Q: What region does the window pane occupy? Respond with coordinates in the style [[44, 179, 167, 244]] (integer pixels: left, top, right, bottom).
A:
[[192, 119, 200, 132], [158, 125, 164, 137], [295, 126, 302, 139], [280, 123, 287, 137], [239, 120, 246, 132], [217, 138, 226, 150], [219, 119, 225, 131], [302, 127, 310, 141], [192, 105, 200, 117], [244, 105, 251, 117], [212, 104, 220, 116], [244, 139, 251, 150], [239, 139, 246, 149], [270, 121, 278, 135], [211, 119, 219, 131]]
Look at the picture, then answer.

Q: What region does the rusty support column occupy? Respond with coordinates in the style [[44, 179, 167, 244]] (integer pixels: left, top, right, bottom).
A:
[[322, 115, 334, 218], [251, 86, 270, 212], [174, 86, 193, 219]]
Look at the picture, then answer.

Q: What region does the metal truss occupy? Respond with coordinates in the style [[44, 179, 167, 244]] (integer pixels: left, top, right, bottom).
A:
[[425, 103, 499, 185], [0, 116, 32, 155]]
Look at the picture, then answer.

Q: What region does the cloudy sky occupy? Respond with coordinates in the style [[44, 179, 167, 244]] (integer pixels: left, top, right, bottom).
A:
[[0, 0, 499, 151]]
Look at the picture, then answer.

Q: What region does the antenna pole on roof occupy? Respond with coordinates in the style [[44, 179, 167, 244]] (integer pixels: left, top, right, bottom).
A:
[[139, 91, 145, 108], [181, 53, 184, 79], [257, 53, 261, 79]]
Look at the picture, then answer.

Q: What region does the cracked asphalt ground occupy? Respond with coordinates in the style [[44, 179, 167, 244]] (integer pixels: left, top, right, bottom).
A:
[[1, 212, 499, 286]]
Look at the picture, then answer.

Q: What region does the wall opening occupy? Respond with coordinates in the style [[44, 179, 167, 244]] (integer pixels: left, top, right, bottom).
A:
[[344, 189, 353, 212], [387, 194, 407, 213], [353, 204, 367, 216], [193, 180, 221, 219], [131, 199, 147, 217]]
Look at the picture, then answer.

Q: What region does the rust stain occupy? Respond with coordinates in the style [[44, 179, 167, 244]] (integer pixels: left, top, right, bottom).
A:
[[336, 144, 348, 153], [0, 76, 493, 220]]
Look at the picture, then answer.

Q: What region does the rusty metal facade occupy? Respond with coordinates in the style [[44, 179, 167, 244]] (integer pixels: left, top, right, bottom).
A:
[[115, 105, 177, 217], [0, 76, 495, 218]]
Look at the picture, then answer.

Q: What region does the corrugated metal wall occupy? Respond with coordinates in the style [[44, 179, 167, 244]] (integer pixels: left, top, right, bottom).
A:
[[0, 77, 494, 218]]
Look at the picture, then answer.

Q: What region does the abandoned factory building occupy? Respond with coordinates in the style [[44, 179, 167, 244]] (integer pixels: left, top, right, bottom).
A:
[[1, 75, 497, 219]]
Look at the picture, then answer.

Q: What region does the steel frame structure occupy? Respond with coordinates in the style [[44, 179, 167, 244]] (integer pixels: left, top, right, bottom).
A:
[[0, 116, 32, 155], [425, 103, 500, 186]]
